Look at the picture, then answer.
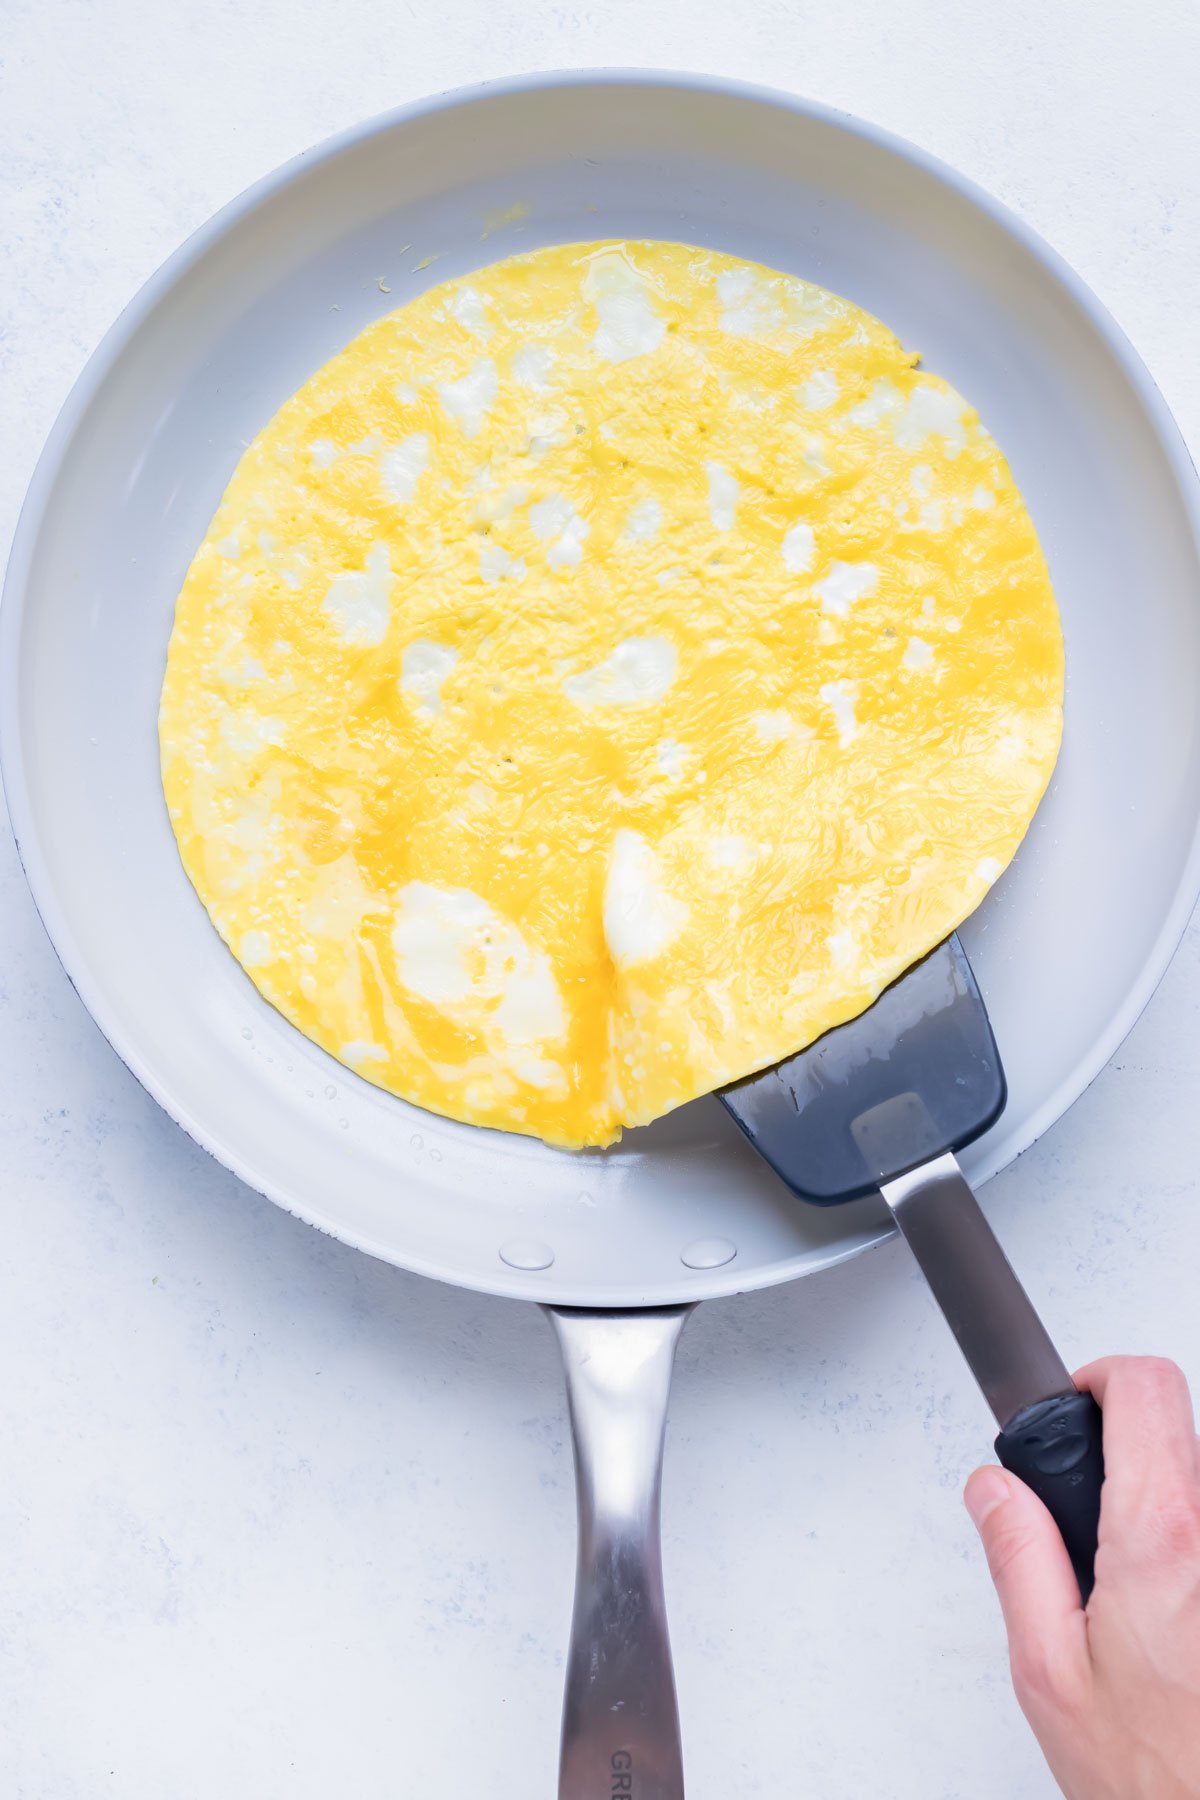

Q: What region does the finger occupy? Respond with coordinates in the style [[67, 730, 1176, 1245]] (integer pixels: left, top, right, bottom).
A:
[[1075, 1356, 1199, 1499], [964, 1465, 1089, 1677]]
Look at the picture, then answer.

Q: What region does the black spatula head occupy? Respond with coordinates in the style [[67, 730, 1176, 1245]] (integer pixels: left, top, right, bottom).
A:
[[719, 935, 1006, 1204]]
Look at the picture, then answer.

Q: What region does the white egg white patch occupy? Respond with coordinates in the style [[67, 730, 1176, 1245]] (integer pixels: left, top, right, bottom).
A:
[[849, 378, 967, 452], [894, 384, 968, 452], [450, 285, 492, 339], [753, 710, 795, 744], [848, 379, 900, 429], [381, 432, 430, 505], [624, 496, 663, 543], [825, 928, 858, 970], [783, 279, 846, 338], [583, 251, 666, 364], [655, 737, 687, 779], [529, 492, 590, 569], [391, 882, 568, 1052], [322, 541, 394, 646], [820, 680, 858, 746], [564, 637, 677, 709], [603, 830, 689, 966], [400, 640, 458, 715], [800, 369, 839, 411], [804, 437, 831, 476], [526, 408, 571, 456], [705, 461, 740, 531], [510, 342, 556, 390], [479, 540, 526, 583], [716, 266, 782, 339], [813, 560, 879, 617], [782, 521, 816, 574], [437, 357, 498, 436], [902, 636, 935, 671]]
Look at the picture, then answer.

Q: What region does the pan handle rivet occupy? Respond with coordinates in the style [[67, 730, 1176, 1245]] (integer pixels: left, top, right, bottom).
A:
[[680, 1236, 737, 1270], [499, 1238, 555, 1271]]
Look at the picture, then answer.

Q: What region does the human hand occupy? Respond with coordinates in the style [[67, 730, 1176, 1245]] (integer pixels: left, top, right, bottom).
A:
[[965, 1356, 1200, 1800]]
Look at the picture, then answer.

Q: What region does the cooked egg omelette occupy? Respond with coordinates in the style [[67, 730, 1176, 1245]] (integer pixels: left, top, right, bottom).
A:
[[160, 240, 1062, 1148]]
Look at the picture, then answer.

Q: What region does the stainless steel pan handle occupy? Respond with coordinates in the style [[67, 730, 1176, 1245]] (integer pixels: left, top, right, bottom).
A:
[[546, 1306, 693, 1800]]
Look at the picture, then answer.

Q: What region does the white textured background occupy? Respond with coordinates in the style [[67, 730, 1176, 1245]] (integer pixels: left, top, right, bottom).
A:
[[3, 4, 1200, 1795]]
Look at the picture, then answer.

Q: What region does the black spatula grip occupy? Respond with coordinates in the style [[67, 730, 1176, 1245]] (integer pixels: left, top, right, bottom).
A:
[[994, 1391, 1104, 1603]]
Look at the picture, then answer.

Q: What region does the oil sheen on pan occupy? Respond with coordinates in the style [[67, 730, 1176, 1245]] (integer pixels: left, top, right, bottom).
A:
[[159, 240, 1063, 1149]]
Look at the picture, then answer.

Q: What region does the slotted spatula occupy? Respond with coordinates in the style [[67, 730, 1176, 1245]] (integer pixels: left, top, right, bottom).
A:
[[720, 934, 1105, 1600]]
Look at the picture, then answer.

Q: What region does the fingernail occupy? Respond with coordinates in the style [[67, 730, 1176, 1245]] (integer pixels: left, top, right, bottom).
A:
[[964, 1467, 1011, 1530]]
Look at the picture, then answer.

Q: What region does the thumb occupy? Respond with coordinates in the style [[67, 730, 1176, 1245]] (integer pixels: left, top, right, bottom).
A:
[[965, 1466, 1088, 1672]]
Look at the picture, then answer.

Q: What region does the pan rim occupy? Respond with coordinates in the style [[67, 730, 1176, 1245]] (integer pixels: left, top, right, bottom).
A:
[[4, 66, 1200, 1305]]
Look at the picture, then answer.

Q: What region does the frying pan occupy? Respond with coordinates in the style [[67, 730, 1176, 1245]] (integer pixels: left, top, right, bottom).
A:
[[4, 71, 1200, 1797]]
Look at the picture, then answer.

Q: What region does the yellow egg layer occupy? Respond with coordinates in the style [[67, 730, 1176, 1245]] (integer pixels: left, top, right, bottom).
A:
[[160, 240, 1063, 1148]]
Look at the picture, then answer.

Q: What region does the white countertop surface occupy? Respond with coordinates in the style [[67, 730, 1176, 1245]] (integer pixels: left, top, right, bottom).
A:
[[4, 5, 1200, 1795]]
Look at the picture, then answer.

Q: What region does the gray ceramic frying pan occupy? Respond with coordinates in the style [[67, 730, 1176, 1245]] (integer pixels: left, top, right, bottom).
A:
[[4, 72, 1200, 1797]]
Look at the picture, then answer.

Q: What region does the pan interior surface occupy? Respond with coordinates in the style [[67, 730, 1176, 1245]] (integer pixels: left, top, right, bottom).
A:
[[4, 74, 1200, 1305]]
